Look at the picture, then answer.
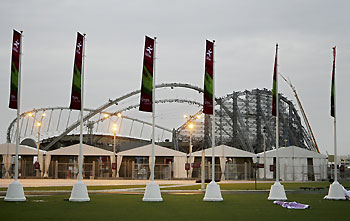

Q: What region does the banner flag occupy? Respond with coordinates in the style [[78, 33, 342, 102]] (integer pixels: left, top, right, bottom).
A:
[[272, 44, 278, 116], [331, 47, 336, 117], [139, 36, 155, 112], [69, 32, 84, 110], [9, 30, 21, 109], [203, 40, 214, 115]]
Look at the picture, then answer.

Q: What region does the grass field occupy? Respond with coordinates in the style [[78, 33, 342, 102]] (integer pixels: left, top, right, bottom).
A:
[[1, 193, 349, 221]]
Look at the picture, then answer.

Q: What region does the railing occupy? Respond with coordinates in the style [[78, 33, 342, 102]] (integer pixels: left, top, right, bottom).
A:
[[119, 162, 172, 180], [2, 162, 350, 181]]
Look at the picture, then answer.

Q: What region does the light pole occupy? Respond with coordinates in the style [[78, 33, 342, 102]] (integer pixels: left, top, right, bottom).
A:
[[184, 114, 201, 179], [36, 121, 41, 177], [263, 135, 267, 180], [112, 123, 117, 177], [28, 112, 45, 177], [188, 122, 194, 179]]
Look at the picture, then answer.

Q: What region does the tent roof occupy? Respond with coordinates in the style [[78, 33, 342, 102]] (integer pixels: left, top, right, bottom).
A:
[[0, 143, 46, 155], [117, 144, 186, 157], [47, 143, 113, 156], [192, 145, 256, 157], [257, 146, 327, 158]]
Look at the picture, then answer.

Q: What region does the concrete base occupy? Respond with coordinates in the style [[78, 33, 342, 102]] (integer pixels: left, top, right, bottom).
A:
[[4, 180, 26, 201], [203, 181, 223, 201], [324, 181, 346, 200], [268, 181, 287, 200], [142, 181, 163, 202], [69, 180, 90, 202]]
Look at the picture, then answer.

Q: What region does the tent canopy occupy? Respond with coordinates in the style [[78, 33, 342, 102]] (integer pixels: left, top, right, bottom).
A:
[[0, 143, 46, 155], [117, 144, 186, 157], [257, 146, 327, 158], [191, 145, 256, 157], [47, 143, 113, 156]]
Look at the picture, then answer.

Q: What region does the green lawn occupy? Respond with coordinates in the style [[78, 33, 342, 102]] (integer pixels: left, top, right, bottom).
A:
[[1, 193, 349, 221]]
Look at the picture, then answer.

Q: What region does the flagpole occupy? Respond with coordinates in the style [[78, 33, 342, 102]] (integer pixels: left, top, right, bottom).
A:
[[151, 36, 156, 182], [333, 116, 337, 182], [203, 39, 223, 201], [14, 31, 23, 182], [5, 30, 26, 201], [69, 32, 89, 202], [325, 46, 345, 200], [275, 44, 280, 183], [78, 33, 86, 181], [332, 47, 338, 183], [211, 40, 216, 182], [268, 43, 287, 200], [142, 36, 162, 201]]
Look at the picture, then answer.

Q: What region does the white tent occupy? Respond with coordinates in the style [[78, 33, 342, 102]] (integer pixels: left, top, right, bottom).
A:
[[47, 143, 113, 156], [191, 145, 256, 157], [0, 143, 46, 155], [117, 144, 187, 178], [191, 145, 256, 180], [257, 146, 328, 181], [46, 144, 114, 178], [0, 143, 46, 178]]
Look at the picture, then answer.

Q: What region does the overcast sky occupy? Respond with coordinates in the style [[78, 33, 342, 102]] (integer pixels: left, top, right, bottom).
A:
[[1, 0, 349, 155]]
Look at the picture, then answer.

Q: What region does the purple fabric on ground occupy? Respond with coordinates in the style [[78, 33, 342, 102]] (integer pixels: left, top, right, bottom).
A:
[[274, 201, 311, 209]]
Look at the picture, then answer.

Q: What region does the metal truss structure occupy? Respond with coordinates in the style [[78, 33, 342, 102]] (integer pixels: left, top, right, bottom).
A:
[[214, 88, 317, 153], [6, 83, 317, 153]]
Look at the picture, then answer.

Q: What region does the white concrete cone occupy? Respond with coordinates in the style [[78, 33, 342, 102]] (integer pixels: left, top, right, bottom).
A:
[[142, 181, 163, 202], [268, 181, 287, 200], [203, 181, 223, 201], [4, 180, 26, 201], [324, 181, 346, 200], [69, 180, 90, 202]]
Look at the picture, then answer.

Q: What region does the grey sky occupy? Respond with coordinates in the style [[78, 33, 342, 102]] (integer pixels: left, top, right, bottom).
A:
[[0, 0, 349, 155]]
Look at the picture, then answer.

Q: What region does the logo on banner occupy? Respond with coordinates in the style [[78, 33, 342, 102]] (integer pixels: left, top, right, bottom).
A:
[[10, 94, 16, 101], [206, 48, 212, 61], [13, 40, 19, 53], [145, 45, 153, 58], [72, 95, 80, 103], [77, 42, 82, 54]]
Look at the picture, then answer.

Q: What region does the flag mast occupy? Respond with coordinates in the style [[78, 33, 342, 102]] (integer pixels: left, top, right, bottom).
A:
[[142, 36, 162, 201], [211, 40, 216, 183], [69, 32, 90, 202], [78, 33, 86, 182], [203, 39, 223, 201], [268, 43, 287, 200], [14, 31, 23, 183], [5, 30, 26, 201], [275, 44, 280, 184], [325, 46, 346, 200], [331, 46, 338, 183], [151, 37, 156, 182]]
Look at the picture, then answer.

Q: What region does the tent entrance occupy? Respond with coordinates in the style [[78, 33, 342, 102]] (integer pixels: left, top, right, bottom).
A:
[[307, 158, 315, 181]]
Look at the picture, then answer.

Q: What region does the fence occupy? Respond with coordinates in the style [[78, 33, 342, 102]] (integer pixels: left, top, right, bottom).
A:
[[0, 161, 37, 178], [2, 162, 350, 181], [119, 162, 172, 180]]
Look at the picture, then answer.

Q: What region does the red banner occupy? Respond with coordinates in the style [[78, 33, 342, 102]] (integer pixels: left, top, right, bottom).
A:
[[9, 30, 21, 109], [203, 40, 214, 115], [331, 47, 336, 117], [69, 32, 84, 110], [139, 36, 155, 112], [272, 44, 278, 116]]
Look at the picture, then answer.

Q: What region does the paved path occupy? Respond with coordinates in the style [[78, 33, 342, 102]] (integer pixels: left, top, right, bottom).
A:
[[0, 179, 278, 188], [0, 179, 197, 188]]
